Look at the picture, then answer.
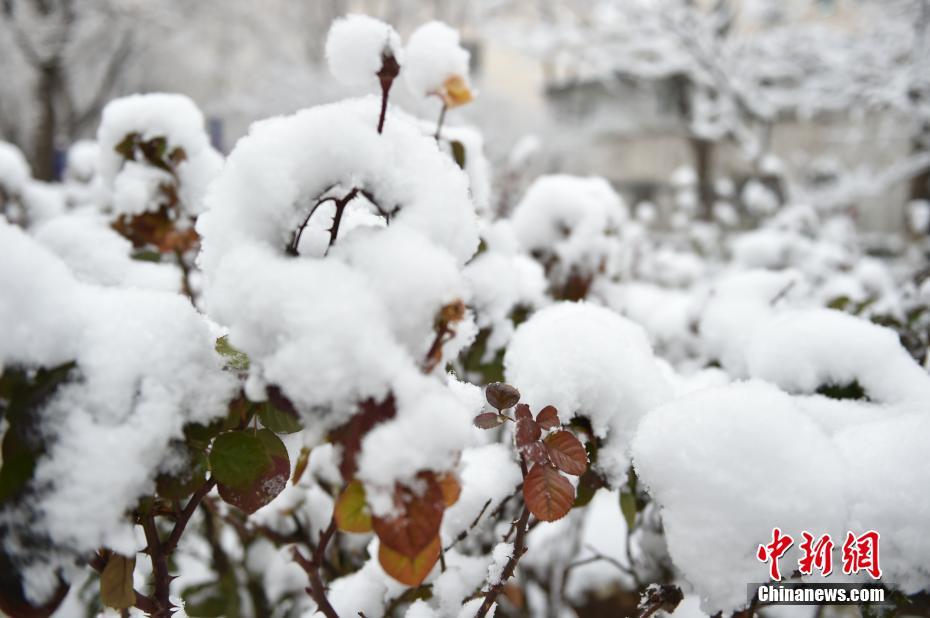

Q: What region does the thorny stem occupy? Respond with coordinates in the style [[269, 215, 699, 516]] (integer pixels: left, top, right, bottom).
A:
[[293, 515, 340, 618], [475, 459, 532, 618], [325, 188, 359, 255], [142, 511, 173, 617], [289, 197, 336, 256], [134, 478, 217, 617]]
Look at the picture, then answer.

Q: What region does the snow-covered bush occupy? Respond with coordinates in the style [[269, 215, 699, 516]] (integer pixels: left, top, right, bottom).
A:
[[2, 10, 930, 618]]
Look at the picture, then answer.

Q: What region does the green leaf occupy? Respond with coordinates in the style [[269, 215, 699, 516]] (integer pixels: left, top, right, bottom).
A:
[[620, 491, 637, 530], [450, 140, 467, 169], [216, 429, 289, 514], [257, 402, 302, 434], [215, 336, 249, 372], [130, 249, 162, 263], [209, 431, 271, 488], [156, 446, 208, 500], [100, 554, 135, 610]]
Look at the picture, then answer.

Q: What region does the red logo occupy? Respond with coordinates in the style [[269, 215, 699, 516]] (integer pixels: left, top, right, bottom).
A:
[[757, 529, 881, 580]]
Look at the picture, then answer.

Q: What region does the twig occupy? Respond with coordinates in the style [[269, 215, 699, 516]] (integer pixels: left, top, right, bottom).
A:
[[475, 460, 531, 618], [434, 103, 448, 142], [163, 479, 217, 555], [293, 516, 340, 618]]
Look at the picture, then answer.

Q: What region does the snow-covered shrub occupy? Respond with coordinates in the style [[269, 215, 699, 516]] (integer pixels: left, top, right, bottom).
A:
[[511, 175, 628, 300]]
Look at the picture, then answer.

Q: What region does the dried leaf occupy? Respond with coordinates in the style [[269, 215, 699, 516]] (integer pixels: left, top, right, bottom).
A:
[[378, 535, 440, 586], [372, 473, 444, 558], [437, 472, 461, 507], [335, 480, 373, 533], [536, 406, 560, 430], [440, 75, 473, 108], [473, 412, 504, 429], [523, 464, 574, 522], [291, 446, 311, 485], [544, 431, 588, 476], [100, 554, 135, 610], [329, 395, 397, 481], [485, 383, 520, 411]]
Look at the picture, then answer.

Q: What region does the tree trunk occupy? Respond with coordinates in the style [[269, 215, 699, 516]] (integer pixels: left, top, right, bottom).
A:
[[33, 63, 59, 181], [691, 136, 715, 220]]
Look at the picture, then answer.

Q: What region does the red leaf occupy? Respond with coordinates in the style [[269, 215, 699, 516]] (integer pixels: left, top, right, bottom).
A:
[[514, 403, 533, 422], [523, 463, 575, 522], [473, 412, 504, 429], [329, 395, 396, 481], [515, 417, 541, 448], [544, 431, 588, 476], [372, 472, 445, 558], [521, 441, 550, 465], [536, 405, 560, 430], [485, 383, 520, 410]]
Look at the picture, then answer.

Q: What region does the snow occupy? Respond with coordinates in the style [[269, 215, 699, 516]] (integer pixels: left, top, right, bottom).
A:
[[486, 542, 513, 585], [325, 14, 402, 89], [463, 251, 547, 357], [746, 308, 930, 403], [632, 380, 847, 615], [32, 213, 182, 291], [505, 302, 671, 483], [0, 221, 235, 597], [403, 21, 471, 99]]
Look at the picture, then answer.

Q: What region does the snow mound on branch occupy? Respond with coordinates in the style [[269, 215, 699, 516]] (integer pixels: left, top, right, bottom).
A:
[[632, 380, 847, 615], [463, 251, 547, 356], [356, 374, 481, 495], [835, 410, 930, 594], [205, 243, 406, 426], [97, 93, 222, 215], [0, 221, 235, 598], [403, 21, 471, 98], [697, 268, 808, 374], [746, 308, 930, 403], [32, 213, 181, 292], [197, 97, 479, 270], [325, 14, 402, 89], [0, 141, 31, 195], [511, 175, 627, 279], [334, 225, 465, 357], [505, 302, 670, 483]]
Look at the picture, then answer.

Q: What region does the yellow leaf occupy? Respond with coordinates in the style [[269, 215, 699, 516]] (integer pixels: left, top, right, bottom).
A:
[[335, 480, 373, 533]]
